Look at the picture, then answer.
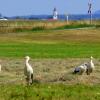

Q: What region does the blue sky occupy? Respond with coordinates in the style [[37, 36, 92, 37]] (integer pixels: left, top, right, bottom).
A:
[[0, 0, 100, 16]]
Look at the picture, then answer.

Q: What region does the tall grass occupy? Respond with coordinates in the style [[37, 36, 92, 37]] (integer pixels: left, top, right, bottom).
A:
[[0, 20, 67, 33], [0, 20, 100, 33]]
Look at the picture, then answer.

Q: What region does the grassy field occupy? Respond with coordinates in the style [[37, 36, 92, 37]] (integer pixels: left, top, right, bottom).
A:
[[0, 20, 100, 100], [0, 84, 100, 100], [0, 28, 100, 58], [0, 20, 100, 33], [0, 42, 100, 58]]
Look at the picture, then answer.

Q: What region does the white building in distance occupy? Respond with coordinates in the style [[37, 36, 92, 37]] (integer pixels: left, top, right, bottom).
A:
[[53, 8, 58, 20]]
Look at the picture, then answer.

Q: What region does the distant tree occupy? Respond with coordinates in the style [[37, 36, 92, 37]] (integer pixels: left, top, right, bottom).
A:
[[16, 16, 21, 19]]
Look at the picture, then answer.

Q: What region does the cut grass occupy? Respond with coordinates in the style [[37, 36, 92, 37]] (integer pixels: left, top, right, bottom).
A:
[[0, 84, 100, 100], [0, 42, 100, 58]]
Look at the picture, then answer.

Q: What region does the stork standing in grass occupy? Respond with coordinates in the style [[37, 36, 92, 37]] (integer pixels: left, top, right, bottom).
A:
[[73, 56, 94, 75], [24, 56, 33, 85], [73, 63, 87, 75], [86, 56, 95, 75]]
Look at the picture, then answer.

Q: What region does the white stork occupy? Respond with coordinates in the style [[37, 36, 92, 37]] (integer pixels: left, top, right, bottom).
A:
[[24, 56, 33, 85]]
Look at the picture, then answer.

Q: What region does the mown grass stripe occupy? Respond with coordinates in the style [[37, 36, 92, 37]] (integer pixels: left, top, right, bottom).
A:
[[0, 43, 100, 58]]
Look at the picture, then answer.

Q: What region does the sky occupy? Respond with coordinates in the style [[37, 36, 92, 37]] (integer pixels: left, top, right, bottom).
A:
[[0, 0, 100, 17]]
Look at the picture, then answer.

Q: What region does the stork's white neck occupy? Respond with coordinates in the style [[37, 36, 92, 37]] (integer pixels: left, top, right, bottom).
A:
[[90, 58, 93, 63], [26, 59, 29, 62], [25, 58, 30, 66]]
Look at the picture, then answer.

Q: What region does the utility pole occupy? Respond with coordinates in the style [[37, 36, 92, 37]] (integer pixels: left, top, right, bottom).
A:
[[88, 0, 92, 24]]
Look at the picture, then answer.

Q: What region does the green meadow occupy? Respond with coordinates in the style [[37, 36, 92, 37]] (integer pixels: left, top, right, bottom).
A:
[[0, 20, 100, 100], [0, 42, 100, 58], [0, 84, 100, 100]]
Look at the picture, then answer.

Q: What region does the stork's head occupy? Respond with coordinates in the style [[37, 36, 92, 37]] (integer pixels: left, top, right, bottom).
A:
[[91, 56, 93, 59], [25, 56, 30, 60]]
